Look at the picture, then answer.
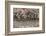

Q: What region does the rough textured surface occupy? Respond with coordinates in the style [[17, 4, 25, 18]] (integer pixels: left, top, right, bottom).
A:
[[13, 20, 39, 28]]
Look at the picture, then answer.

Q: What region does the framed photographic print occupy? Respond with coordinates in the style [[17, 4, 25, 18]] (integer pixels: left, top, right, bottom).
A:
[[5, 1, 45, 36]]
